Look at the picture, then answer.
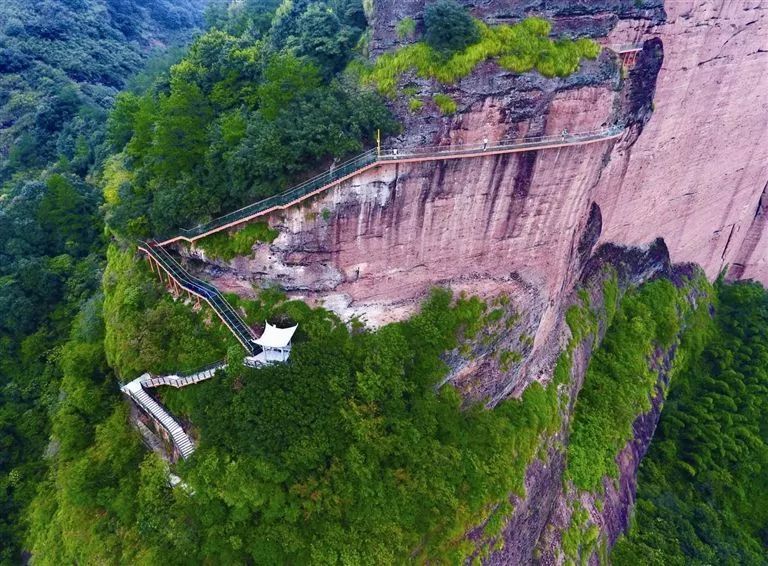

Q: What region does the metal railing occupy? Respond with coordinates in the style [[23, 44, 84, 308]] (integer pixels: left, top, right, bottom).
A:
[[611, 43, 644, 53], [140, 242, 258, 355], [143, 361, 227, 389], [121, 383, 195, 458], [167, 149, 380, 242], [157, 125, 624, 245]]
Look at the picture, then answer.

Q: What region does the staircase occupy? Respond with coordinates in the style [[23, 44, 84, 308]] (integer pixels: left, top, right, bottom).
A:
[[142, 361, 227, 389], [122, 376, 196, 459], [139, 241, 258, 355]]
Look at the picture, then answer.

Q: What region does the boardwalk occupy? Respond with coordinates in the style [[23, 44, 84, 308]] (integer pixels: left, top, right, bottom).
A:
[[156, 126, 625, 246]]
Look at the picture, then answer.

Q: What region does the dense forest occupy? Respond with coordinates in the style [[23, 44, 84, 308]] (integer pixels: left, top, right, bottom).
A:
[[104, 0, 395, 236], [0, 1, 208, 562], [613, 281, 768, 564], [2, 1, 768, 564]]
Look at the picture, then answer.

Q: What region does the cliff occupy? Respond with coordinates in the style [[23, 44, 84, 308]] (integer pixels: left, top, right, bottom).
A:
[[173, 0, 768, 560]]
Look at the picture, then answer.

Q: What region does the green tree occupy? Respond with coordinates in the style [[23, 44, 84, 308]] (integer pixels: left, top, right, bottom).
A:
[[423, 0, 479, 53]]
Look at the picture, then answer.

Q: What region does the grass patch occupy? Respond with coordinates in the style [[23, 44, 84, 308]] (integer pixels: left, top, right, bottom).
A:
[[364, 17, 600, 97], [396, 16, 416, 40], [408, 97, 424, 112], [196, 221, 278, 261], [433, 93, 457, 114], [499, 350, 523, 371]]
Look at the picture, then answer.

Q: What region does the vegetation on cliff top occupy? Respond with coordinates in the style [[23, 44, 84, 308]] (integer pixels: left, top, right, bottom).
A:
[[364, 14, 601, 98], [26, 283, 574, 564], [613, 281, 768, 565], [104, 0, 396, 238]]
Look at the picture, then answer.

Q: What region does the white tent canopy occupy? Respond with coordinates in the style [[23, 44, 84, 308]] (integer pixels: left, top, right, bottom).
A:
[[254, 322, 298, 349]]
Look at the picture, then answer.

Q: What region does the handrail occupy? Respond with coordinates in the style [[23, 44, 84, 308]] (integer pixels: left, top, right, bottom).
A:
[[142, 361, 227, 389], [156, 125, 625, 245], [178, 360, 227, 378], [611, 43, 644, 53], [121, 382, 195, 459], [139, 241, 258, 354]]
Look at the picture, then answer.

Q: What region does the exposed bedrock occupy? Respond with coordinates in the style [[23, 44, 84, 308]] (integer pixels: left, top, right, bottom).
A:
[[598, 0, 768, 282], [191, 0, 768, 324]]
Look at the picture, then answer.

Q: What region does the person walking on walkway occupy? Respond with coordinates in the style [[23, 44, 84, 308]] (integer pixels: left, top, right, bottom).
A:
[[483, 137, 488, 151], [561, 128, 569, 141]]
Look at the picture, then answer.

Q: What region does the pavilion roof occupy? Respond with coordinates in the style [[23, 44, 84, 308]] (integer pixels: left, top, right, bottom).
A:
[[254, 322, 298, 349]]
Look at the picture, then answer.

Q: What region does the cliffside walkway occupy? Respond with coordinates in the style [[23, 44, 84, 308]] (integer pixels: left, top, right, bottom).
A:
[[611, 43, 644, 69], [139, 241, 258, 355], [156, 125, 625, 246], [121, 377, 196, 459]]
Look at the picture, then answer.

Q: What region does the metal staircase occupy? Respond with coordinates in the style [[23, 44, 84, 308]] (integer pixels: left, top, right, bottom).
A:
[[122, 377, 196, 459], [139, 241, 258, 355]]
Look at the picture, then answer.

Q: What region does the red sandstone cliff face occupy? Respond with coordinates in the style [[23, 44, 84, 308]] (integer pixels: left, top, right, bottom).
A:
[[188, 0, 767, 368], [599, 0, 768, 284]]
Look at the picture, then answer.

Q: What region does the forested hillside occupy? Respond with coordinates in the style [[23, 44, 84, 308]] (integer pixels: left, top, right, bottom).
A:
[[0, 1, 208, 562], [0, 0, 207, 183], [2, 1, 768, 564], [613, 281, 768, 564], [104, 0, 395, 236]]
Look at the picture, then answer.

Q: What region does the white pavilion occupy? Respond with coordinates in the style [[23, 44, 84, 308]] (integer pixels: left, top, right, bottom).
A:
[[245, 322, 298, 366]]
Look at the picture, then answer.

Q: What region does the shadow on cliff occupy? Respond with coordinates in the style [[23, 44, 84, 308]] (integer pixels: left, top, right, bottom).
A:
[[622, 38, 665, 145]]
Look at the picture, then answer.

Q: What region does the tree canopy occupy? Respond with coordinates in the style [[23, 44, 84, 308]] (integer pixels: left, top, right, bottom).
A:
[[424, 0, 480, 53], [104, 0, 396, 238], [613, 281, 768, 565]]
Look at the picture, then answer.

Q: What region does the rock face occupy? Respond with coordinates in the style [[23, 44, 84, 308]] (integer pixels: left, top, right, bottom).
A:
[[193, 0, 768, 330], [180, 0, 768, 560], [598, 0, 768, 284]]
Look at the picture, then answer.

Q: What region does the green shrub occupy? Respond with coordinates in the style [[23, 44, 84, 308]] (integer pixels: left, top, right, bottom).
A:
[[424, 0, 480, 53], [433, 93, 458, 114], [408, 97, 424, 112], [196, 222, 279, 261], [366, 17, 601, 97], [396, 16, 417, 40]]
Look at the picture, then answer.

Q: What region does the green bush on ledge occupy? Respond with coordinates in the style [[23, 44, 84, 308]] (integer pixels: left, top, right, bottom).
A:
[[364, 17, 600, 97]]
